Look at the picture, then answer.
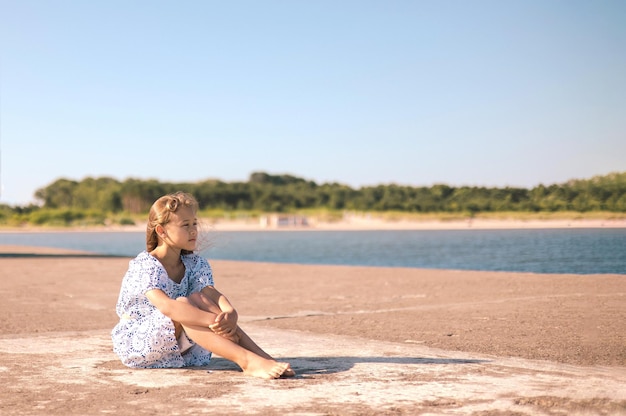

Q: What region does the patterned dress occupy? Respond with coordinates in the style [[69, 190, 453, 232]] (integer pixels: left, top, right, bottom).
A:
[[111, 251, 214, 368]]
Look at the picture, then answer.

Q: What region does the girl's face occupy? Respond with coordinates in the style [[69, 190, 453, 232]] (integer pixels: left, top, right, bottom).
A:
[[162, 205, 198, 252]]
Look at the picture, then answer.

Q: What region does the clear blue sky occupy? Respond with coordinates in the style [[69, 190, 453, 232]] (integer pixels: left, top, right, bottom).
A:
[[1, 0, 625, 205]]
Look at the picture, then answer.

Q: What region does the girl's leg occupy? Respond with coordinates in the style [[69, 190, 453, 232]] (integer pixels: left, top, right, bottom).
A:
[[235, 327, 296, 377], [186, 293, 240, 343], [236, 328, 272, 359], [175, 296, 293, 379], [186, 292, 222, 314], [183, 323, 291, 379], [186, 293, 292, 369]]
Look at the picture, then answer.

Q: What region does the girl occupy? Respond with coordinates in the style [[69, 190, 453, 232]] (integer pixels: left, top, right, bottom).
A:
[[111, 191, 294, 379]]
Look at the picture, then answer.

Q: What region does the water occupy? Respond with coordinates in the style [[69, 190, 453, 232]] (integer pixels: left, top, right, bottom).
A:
[[1, 229, 625, 274]]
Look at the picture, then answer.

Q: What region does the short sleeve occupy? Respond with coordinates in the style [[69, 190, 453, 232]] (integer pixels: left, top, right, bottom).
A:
[[130, 252, 170, 294], [184, 254, 214, 294], [115, 252, 170, 318]]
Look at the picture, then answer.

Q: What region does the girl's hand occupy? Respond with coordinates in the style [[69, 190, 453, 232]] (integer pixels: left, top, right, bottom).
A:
[[209, 311, 238, 338]]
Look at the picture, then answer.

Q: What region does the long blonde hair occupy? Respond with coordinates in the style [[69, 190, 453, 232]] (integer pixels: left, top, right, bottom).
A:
[[146, 191, 199, 255]]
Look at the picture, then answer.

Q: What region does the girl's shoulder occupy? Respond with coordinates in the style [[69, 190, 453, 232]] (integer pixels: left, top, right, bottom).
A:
[[128, 251, 160, 269], [135, 250, 151, 260], [131, 250, 154, 263]]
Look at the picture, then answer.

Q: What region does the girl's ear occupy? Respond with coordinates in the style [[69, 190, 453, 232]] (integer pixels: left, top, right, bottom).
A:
[[155, 224, 166, 238]]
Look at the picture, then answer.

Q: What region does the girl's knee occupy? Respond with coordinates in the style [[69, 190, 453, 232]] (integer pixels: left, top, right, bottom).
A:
[[187, 292, 204, 306], [188, 292, 203, 301], [188, 291, 220, 313], [177, 293, 206, 309]]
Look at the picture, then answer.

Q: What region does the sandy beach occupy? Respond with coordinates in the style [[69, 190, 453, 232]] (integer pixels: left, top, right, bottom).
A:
[[201, 216, 626, 232], [0, 244, 625, 415], [1, 216, 625, 234]]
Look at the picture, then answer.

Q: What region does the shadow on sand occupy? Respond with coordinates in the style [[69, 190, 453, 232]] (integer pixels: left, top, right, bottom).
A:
[[205, 356, 490, 377]]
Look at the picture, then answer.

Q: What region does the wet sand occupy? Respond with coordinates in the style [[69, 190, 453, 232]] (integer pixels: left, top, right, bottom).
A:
[[0, 245, 624, 415]]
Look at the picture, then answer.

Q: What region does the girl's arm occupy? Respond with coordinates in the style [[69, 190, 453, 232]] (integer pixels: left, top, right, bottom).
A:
[[201, 285, 238, 334], [145, 288, 216, 328]]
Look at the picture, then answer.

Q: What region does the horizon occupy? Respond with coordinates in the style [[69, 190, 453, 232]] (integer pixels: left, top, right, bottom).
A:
[[1, 1, 625, 205]]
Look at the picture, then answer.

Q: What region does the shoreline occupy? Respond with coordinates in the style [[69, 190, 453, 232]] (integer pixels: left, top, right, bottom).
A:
[[1, 217, 625, 233]]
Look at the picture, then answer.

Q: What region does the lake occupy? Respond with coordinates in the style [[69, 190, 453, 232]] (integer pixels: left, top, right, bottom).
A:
[[1, 228, 625, 274]]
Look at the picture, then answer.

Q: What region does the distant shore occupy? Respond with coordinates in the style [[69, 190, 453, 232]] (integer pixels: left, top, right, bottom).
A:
[[213, 216, 626, 231], [1, 217, 625, 233]]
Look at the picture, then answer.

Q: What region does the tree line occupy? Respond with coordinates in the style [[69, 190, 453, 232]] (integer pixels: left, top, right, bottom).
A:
[[1, 171, 625, 226]]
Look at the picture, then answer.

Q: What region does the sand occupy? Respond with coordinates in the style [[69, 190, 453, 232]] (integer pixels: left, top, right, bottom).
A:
[[2, 216, 625, 234], [224, 216, 626, 231], [0, 244, 625, 415]]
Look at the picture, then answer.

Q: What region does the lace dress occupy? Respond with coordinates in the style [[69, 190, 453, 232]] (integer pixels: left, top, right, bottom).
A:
[[111, 251, 214, 368]]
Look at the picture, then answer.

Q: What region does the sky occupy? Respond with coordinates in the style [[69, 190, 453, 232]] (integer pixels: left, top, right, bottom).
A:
[[1, 0, 625, 205]]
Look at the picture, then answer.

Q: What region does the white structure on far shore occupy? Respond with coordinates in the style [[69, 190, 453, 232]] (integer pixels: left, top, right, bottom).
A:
[[259, 214, 309, 228]]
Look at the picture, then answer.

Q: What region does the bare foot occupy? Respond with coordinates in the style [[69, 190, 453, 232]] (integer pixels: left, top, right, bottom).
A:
[[282, 365, 296, 378], [244, 357, 292, 379]]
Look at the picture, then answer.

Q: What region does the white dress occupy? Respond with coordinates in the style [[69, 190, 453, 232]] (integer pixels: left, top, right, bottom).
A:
[[111, 251, 214, 368]]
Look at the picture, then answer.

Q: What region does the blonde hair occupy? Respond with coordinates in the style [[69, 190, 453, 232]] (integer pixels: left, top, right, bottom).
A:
[[146, 191, 199, 254]]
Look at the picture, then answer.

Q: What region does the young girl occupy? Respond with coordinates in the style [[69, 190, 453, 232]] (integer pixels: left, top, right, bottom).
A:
[[111, 191, 294, 379]]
